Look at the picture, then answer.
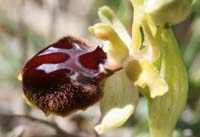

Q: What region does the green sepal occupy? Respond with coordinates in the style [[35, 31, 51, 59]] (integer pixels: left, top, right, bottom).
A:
[[95, 70, 139, 134]]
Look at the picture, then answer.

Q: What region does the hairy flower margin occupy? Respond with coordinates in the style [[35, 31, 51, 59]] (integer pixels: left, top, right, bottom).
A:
[[88, 0, 192, 136]]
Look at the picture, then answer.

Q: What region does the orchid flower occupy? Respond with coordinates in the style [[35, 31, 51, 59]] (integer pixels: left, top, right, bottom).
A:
[[19, 0, 192, 136]]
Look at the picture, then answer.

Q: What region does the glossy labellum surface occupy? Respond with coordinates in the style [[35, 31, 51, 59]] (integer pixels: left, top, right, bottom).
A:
[[21, 36, 113, 116]]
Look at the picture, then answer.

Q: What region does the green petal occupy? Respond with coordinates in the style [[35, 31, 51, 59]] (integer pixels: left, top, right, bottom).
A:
[[89, 24, 129, 70], [95, 70, 139, 134]]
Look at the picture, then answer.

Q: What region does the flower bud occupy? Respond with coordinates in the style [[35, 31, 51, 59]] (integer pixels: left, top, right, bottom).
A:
[[145, 0, 191, 26]]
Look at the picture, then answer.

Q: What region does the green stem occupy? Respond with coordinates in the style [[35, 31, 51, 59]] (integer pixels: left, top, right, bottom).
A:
[[148, 28, 188, 137]]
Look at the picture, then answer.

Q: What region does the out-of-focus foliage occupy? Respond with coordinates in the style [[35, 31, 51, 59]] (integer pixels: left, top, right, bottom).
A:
[[0, 0, 199, 137]]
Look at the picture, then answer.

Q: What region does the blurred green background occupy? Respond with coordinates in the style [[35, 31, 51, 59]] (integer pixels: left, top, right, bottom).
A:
[[0, 0, 199, 137]]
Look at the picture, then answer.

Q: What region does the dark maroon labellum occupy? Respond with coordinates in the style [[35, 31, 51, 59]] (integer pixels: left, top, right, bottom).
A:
[[21, 36, 112, 116]]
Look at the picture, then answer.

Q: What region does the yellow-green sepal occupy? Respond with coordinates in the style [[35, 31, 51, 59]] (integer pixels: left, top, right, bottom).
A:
[[95, 70, 139, 134]]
